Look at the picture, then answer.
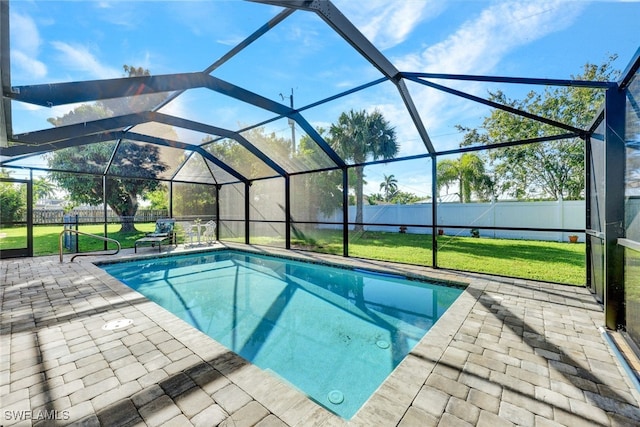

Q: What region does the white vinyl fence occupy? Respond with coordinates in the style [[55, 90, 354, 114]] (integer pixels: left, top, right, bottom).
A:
[[320, 200, 585, 242]]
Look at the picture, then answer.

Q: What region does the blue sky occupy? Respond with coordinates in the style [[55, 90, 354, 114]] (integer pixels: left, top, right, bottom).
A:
[[7, 0, 640, 196]]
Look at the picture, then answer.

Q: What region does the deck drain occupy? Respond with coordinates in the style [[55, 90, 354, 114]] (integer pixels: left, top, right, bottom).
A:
[[102, 318, 133, 331], [376, 340, 390, 349], [327, 390, 344, 405]]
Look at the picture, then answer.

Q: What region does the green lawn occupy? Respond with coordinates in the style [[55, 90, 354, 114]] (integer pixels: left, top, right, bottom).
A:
[[228, 229, 586, 286], [0, 225, 585, 286], [1, 223, 158, 255]]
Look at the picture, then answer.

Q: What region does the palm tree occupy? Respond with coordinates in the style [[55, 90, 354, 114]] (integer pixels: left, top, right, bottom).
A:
[[437, 153, 493, 203], [380, 174, 398, 202], [330, 109, 398, 231]]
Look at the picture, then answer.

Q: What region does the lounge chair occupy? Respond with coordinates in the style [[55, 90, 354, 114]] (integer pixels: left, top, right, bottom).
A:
[[135, 218, 176, 253]]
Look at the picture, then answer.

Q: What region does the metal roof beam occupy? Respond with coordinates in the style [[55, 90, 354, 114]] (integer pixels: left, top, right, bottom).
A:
[[402, 72, 617, 89], [150, 112, 289, 178], [618, 46, 640, 90], [290, 113, 345, 167], [396, 79, 435, 153], [125, 132, 248, 183], [204, 8, 295, 74], [1, 1, 12, 144], [405, 74, 587, 137], [12, 112, 152, 145], [201, 75, 345, 167], [0, 131, 123, 159], [204, 75, 292, 116], [6, 72, 210, 107], [144, 8, 295, 118], [11, 107, 289, 178]]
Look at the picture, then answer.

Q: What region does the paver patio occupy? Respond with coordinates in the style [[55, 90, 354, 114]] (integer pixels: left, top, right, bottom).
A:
[[2, 243, 640, 426]]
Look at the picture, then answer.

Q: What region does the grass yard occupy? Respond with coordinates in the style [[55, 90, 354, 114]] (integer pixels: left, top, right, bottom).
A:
[[240, 229, 585, 285], [1, 225, 585, 286], [0, 223, 158, 255], [348, 231, 585, 285]]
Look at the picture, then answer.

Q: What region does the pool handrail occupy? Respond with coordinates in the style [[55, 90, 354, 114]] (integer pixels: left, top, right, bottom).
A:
[[59, 229, 121, 263]]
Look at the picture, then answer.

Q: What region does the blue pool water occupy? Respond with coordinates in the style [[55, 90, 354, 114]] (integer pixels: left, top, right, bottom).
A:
[[101, 250, 463, 419]]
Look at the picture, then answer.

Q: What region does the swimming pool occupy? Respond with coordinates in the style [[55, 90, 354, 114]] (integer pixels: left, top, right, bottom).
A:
[[100, 250, 463, 419]]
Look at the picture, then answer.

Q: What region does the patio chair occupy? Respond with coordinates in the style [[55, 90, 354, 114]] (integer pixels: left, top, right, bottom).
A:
[[181, 221, 198, 246], [203, 220, 216, 243], [134, 218, 176, 253]]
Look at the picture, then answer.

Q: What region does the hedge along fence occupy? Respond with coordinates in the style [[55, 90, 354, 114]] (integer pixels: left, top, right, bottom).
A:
[[320, 200, 585, 242], [33, 209, 169, 225]]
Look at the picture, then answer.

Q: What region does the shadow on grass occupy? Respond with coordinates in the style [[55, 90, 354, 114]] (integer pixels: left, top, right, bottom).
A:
[[346, 231, 583, 265], [437, 236, 585, 267]]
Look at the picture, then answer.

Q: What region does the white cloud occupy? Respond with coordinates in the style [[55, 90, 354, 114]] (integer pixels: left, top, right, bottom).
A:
[[50, 41, 121, 80], [12, 51, 47, 81], [396, 1, 585, 74], [10, 12, 47, 80], [333, 0, 440, 50]]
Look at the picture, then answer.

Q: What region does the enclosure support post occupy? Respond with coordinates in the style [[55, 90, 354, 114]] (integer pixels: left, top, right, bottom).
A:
[[432, 155, 438, 268], [285, 176, 291, 250], [27, 171, 33, 257], [215, 184, 220, 241], [603, 87, 626, 330], [245, 182, 251, 245], [585, 134, 592, 291], [103, 175, 108, 251], [169, 181, 173, 219], [343, 167, 349, 257]]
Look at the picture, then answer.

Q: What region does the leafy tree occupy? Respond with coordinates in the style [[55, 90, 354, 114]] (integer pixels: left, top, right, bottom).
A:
[[145, 186, 169, 211], [33, 177, 57, 204], [379, 174, 398, 202], [173, 182, 216, 218], [390, 190, 423, 204], [367, 193, 384, 205], [204, 126, 290, 180], [169, 149, 216, 218], [201, 127, 291, 221], [459, 56, 619, 200], [368, 190, 423, 205], [0, 184, 24, 223], [47, 65, 169, 232], [48, 143, 167, 231], [0, 169, 25, 223], [437, 153, 493, 203], [290, 129, 346, 220], [329, 109, 399, 231]]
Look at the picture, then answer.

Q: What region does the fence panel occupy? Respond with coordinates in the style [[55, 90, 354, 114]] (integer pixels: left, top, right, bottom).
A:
[[33, 209, 169, 224], [321, 200, 585, 242]]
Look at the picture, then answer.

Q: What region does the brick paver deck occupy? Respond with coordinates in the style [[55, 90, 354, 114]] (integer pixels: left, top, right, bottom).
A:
[[2, 243, 640, 426]]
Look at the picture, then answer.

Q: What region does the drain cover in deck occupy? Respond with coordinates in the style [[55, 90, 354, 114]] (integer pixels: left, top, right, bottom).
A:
[[102, 318, 133, 330]]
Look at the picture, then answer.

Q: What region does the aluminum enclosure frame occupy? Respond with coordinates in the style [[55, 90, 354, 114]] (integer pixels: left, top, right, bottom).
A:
[[0, 0, 633, 331]]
